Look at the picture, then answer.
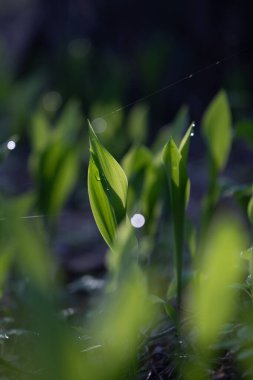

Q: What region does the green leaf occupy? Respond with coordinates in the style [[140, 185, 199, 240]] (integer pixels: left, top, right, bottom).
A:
[[192, 215, 246, 348], [29, 106, 81, 222], [88, 122, 128, 248], [202, 90, 232, 171], [0, 195, 54, 291], [141, 159, 164, 234], [179, 121, 194, 164], [87, 269, 154, 380], [30, 109, 50, 154], [36, 141, 79, 217], [55, 99, 82, 138], [88, 158, 117, 247], [162, 125, 193, 304]]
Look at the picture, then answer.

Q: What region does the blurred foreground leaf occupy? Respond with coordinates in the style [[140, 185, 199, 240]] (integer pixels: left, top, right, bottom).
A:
[[193, 216, 246, 348], [84, 269, 155, 380], [184, 215, 247, 380]]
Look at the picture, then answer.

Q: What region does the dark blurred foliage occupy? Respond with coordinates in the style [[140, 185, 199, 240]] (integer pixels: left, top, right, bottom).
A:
[[0, 0, 253, 133], [0, 0, 252, 198]]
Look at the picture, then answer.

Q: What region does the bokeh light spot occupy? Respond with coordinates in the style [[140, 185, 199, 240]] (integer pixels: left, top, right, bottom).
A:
[[131, 213, 145, 228]]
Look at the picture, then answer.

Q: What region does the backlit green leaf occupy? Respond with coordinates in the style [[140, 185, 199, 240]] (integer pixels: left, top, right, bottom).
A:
[[162, 125, 193, 303], [88, 122, 128, 249]]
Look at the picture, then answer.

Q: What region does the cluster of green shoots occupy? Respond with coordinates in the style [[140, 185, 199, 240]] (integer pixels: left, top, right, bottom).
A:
[[87, 90, 253, 379], [0, 90, 252, 379]]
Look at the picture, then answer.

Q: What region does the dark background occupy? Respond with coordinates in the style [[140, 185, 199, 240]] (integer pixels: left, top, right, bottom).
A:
[[0, 0, 253, 131]]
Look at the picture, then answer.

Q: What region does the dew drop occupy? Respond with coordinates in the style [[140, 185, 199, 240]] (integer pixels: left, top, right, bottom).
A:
[[190, 121, 195, 136], [95, 174, 101, 181], [131, 213, 145, 229]]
